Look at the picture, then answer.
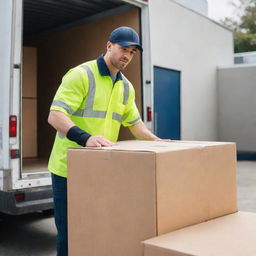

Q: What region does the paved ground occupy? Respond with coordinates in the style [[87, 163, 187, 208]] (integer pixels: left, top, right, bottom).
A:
[[237, 161, 256, 212], [0, 161, 255, 256], [0, 212, 56, 256]]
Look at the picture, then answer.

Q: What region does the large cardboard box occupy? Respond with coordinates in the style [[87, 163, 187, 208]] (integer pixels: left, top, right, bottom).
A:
[[22, 98, 37, 158], [22, 46, 37, 158], [22, 46, 37, 98], [143, 211, 256, 256], [67, 140, 237, 256]]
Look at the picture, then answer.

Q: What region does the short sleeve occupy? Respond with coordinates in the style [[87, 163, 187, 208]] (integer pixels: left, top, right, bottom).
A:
[[122, 85, 141, 127], [50, 66, 88, 117]]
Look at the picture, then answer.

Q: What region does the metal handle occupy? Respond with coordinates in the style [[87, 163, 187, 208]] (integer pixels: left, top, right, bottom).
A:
[[154, 112, 158, 135]]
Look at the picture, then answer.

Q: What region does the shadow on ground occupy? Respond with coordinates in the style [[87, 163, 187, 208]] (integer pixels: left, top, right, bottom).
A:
[[0, 212, 56, 256]]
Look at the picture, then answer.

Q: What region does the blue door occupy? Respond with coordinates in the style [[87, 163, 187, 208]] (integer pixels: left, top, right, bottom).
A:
[[154, 66, 181, 140]]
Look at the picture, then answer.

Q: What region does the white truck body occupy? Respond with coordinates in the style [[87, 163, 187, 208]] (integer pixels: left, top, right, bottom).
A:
[[0, 0, 151, 214]]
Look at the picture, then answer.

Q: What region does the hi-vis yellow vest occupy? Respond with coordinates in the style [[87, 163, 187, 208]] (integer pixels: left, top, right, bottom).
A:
[[48, 58, 141, 178]]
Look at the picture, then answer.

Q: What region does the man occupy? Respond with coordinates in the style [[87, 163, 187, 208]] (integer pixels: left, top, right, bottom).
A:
[[48, 26, 168, 256]]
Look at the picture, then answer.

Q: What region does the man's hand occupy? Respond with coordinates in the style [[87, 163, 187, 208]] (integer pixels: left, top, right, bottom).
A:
[[86, 136, 115, 147], [154, 138, 173, 142]]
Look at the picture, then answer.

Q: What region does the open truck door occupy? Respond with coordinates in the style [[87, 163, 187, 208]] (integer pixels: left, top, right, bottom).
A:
[[0, 0, 53, 214]]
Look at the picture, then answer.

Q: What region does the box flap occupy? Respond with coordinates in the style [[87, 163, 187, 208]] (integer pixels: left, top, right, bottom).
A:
[[69, 140, 233, 153]]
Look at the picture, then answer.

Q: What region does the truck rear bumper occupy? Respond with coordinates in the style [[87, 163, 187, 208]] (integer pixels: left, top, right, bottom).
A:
[[0, 186, 53, 215]]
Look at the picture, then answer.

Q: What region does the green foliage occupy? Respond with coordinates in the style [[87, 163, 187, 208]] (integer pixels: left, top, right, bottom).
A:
[[234, 32, 256, 52], [220, 0, 256, 52]]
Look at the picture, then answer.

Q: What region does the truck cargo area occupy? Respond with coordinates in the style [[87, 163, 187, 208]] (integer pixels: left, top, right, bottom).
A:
[[21, 0, 142, 176]]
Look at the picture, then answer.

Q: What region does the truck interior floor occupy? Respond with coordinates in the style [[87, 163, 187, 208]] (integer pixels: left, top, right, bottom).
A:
[[22, 158, 48, 173]]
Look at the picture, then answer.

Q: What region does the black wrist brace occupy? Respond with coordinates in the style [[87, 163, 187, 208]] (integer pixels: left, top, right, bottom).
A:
[[66, 126, 91, 147]]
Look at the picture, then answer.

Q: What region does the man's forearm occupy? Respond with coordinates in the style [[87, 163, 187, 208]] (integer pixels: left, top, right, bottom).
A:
[[129, 121, 160, 141], [48, 110, 91, 146], [48, 110, 113, 147], [48, 110, 75, 136]]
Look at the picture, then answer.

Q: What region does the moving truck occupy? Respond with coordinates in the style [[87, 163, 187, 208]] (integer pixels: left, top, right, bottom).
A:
[[0, 0, 150, 214]]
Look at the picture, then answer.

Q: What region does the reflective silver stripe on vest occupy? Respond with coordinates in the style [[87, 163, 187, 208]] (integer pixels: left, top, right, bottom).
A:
[[51, 100, 75, 115], [81, 65, 96, 111], [112, 76, 130, 123], [122, 75, 129, 105], [73, 64, 107, 118], [52, 65, 129, 121], [112, 112, 122, 123], [83, 110, 106, 118], [128, 116, 141, 125]]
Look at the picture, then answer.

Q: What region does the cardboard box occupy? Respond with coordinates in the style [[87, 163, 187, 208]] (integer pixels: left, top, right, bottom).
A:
[[143, 211, 256, 256], [67, 140, 237, 256], [22, 98, 37, 158], [22, 46, 37, 98]]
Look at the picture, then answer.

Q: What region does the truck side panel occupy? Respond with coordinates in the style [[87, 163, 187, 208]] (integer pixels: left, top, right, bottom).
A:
[[0, 0, 13, 173], [0, 0, 23, 191]]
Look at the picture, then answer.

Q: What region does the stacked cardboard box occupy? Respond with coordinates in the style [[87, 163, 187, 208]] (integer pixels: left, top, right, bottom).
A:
[[143, 211, 256, 256], [22, 46, 37, 158], [67, 140, 237, 256]]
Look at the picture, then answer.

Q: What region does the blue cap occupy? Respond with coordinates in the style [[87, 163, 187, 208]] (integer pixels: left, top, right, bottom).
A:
[[109, 26, 143, 51]]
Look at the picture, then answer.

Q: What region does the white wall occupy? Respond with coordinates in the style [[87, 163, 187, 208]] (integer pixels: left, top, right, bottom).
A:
[[173, 0, 208, 16], [149, 0, 233, 140], [234, 51, 256, 64], [217, 65, 256, 152]]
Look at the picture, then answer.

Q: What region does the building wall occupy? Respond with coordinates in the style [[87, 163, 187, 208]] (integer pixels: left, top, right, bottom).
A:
[[217, 65, 256, 152], [234, 51, 256, 64], [149, 0, 233, 141], [173, 0, 208, 16]]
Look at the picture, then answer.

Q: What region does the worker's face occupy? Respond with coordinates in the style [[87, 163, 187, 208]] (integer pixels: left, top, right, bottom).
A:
[[107, 42, 137, 71]]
